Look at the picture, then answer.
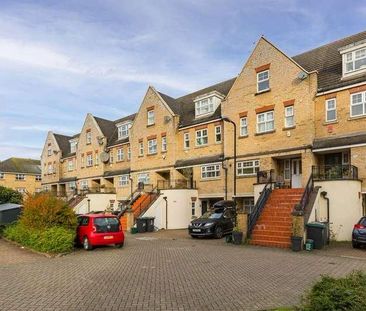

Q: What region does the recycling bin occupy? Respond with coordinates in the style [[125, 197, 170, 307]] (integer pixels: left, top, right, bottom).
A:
[[136, 217, 147, 233], [306, 222, 327, 249]]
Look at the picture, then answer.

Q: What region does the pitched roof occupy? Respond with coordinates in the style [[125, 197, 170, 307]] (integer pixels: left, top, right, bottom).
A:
[[175, 154, 224, 168], [0, 158, 41, 174], [104, 168, 131, 177], [293, 31, 366, 92], [313, 131, 366, 150], [107, 113, 136, 147], [54, 133, 73, 158]]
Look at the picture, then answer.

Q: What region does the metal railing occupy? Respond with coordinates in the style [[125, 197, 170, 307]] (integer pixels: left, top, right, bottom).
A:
[[256, 170, 274, 184], [248, 182, 273, 236], [157, 179, 196, 190], [134, 187, 161, 219], [77, 187, 116, 194], [312, 165, 358, 180]]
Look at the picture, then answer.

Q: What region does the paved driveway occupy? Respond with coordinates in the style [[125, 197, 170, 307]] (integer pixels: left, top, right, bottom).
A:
[[1, 231, 366, 311]]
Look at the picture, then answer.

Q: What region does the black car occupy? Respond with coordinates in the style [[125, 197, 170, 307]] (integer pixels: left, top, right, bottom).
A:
[[188, 201, 236, 239], [352, 216, 366, 248]]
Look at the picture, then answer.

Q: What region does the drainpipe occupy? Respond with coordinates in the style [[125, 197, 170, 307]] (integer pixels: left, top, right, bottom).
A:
[[320, 191, 330, 244], [223, 160, 228, 200], [163, 196, 168, 230]]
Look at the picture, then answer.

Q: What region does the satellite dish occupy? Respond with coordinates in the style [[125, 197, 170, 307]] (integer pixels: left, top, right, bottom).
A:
[[100, 152, 110, 163], [297, 71, 308, 80]]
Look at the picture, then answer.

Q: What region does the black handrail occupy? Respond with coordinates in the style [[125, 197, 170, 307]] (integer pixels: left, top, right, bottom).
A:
[[312, 165, 358, 180], [134, 187, 160, 219], [157, 179, 196, 190], [299, 173, 314, 212], [248, 182, 273, 236]]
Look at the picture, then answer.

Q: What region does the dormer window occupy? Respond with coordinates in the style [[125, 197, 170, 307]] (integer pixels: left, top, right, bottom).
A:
[[340, 40, 366, 77], [70, 140, 77, 153], [117, 122, 131, 140], [195, 97, 214, 116]]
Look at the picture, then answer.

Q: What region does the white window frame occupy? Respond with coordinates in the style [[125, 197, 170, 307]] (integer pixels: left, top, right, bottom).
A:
[[350, 91, 366, 117], [325, 99, 337, 122], [15, 174, 25, 180], [148, 139, 157, 154], [86, 154, 93, 167], [284, 105, 295, 128], [70, 141, 77, 153], [68, 160, 74, 171], [118, 175, 129, 187], [137, 173, 150, 185], [117, 148, 124, 162], [86, 131, 92, 144], [147, 110, 155, 125], [201, 164, 221, 179], [161, 136, 167, 152], [48, 164, 53, 174], [256, 111, 274, 134], [215, 125, 222, 143], [184, 133, 190, 149], [139, 142, 144, 156], [117, 123, 131, 140], [240, 117, 248, 137], [343, 48, 366, 76], [257, 70, 270, 93], [196, 129, 208, 146], [47, 148, 52, 156], [80, 180, 88, 190], [110, 151, 114, 163], [237, 160, 260, 176], [195, 97, 214, 117]]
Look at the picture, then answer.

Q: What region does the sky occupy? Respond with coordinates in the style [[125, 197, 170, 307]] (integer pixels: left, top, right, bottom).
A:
[[0, 0, 365, 160]]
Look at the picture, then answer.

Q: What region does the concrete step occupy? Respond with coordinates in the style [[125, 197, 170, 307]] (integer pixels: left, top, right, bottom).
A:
[[250, 239, 291, 248], [251, 234, 291, 243]]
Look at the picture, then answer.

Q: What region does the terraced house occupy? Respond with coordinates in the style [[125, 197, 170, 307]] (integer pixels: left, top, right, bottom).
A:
[[0, 158, 42, 195], [41, 31, 366, 245]]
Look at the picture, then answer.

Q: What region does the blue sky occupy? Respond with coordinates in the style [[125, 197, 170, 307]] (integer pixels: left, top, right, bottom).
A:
[[0, 0, 365, 160]]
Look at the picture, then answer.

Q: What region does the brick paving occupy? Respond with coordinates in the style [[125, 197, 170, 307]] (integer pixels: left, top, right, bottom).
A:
[[1, 231, 366, 311]]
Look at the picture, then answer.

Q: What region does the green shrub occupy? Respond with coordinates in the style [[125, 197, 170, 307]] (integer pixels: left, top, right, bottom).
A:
[[300, 271, 366, 311], [0, 185, 23, 204], [4, 223, 75, 254]]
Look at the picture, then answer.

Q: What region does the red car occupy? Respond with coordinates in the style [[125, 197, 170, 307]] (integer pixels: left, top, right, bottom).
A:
[[76, 214, 124, 250]]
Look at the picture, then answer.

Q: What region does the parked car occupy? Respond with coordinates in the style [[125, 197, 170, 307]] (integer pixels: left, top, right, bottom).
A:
[[188, 201, 236, 239], [352, 216, 366, 248], [76, 214, 124, 250]]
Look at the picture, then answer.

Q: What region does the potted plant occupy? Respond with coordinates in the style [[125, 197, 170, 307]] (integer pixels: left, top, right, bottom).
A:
[[232, 227, 243, 245], [291, 204, 304, 252]]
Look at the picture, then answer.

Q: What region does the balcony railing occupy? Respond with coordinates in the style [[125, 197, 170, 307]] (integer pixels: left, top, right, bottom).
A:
[[312, 165, 358, 181], [157, 179, 196, 190]]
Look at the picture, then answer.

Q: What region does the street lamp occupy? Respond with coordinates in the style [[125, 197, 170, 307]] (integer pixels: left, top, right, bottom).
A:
[[222, 116, 237, 202]]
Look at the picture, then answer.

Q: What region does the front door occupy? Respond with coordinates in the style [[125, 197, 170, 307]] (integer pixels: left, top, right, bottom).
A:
[[201, 201, 208, 215], [291, 159, 302, 188]]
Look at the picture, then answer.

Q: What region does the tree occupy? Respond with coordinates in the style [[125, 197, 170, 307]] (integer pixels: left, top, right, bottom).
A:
[[0, 186, 23, 205]]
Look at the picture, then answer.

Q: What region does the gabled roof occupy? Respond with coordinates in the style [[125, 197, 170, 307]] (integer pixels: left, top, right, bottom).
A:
[[94, 116, 117, 141], [0, 158, 41, 174], [293, 30, 366, 92], [53, 133, 73, 157]]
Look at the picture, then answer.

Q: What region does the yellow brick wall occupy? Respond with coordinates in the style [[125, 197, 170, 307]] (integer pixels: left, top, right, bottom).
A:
[[41, 131, 62, 186], [351, 146, 366, 192], [0, 173, 42, 194]]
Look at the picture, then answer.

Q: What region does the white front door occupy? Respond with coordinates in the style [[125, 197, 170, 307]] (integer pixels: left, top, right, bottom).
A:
[[291, 159, 302, 188]]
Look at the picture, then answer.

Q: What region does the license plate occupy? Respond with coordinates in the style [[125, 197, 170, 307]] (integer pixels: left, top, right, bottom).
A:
[[192, 229, 201, 232], [104, 236, 113, 240]]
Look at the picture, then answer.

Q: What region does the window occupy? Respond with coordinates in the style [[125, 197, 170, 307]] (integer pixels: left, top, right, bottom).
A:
[[48, 148, 52, 156], [48, 164, 53, 174], [196, 129, 208, 146], [118, 175, 129, 187], [110, 151, 114, 163], [284, 160, 291, 180], [80, 180, 88, 190], [117, 148, 124, 161], [342, 151, 350, 165], [15, 174, 25, 180], [148, 139, 157, 154], [81, 156, 85, 168], [117, 123, 131, 139], [237, 160, 260, 176], [0, 173, 4, 179], [70, 141, 77, 153], [161, 136, 167, 152], [351, 92, 366, 117], [325, 99, 337, 122], [257, 70, 269, 92], [68, 160, 74, 171], [257, 111, 274, 133], [184, 133, 190, 149], [68, 181, 76, 190], [195, 97, 214, 116], [147, 110, 155, 125], [240, 117, 248, 136], [137, 173, 150, 185], [215, 125, 222, 143], [16, 188, 26, 194], [284, 106, 294, 128], [343, 48, 366, 75], [86, 154, 93, 167], [86, 131, 92, 144], [201, 164, 221, 179], [139, 142, 144, 156], [127, 146, 131, 160]]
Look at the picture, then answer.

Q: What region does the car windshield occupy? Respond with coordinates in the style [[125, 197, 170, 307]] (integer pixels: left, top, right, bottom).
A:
[[93, 217, 120, 233], [359, 218, 366, 226], [201, 211, 223, 219]]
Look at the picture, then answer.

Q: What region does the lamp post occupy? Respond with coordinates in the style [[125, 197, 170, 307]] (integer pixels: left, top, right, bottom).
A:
[[222, 116, 237, 203]]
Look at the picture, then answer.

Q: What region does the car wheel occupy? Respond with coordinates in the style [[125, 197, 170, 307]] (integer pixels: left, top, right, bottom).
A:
[[352, 241, 360, 249], [214, 226, 223, 239], [83, 237, 93, 250], [115, 242, 124, 248]]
